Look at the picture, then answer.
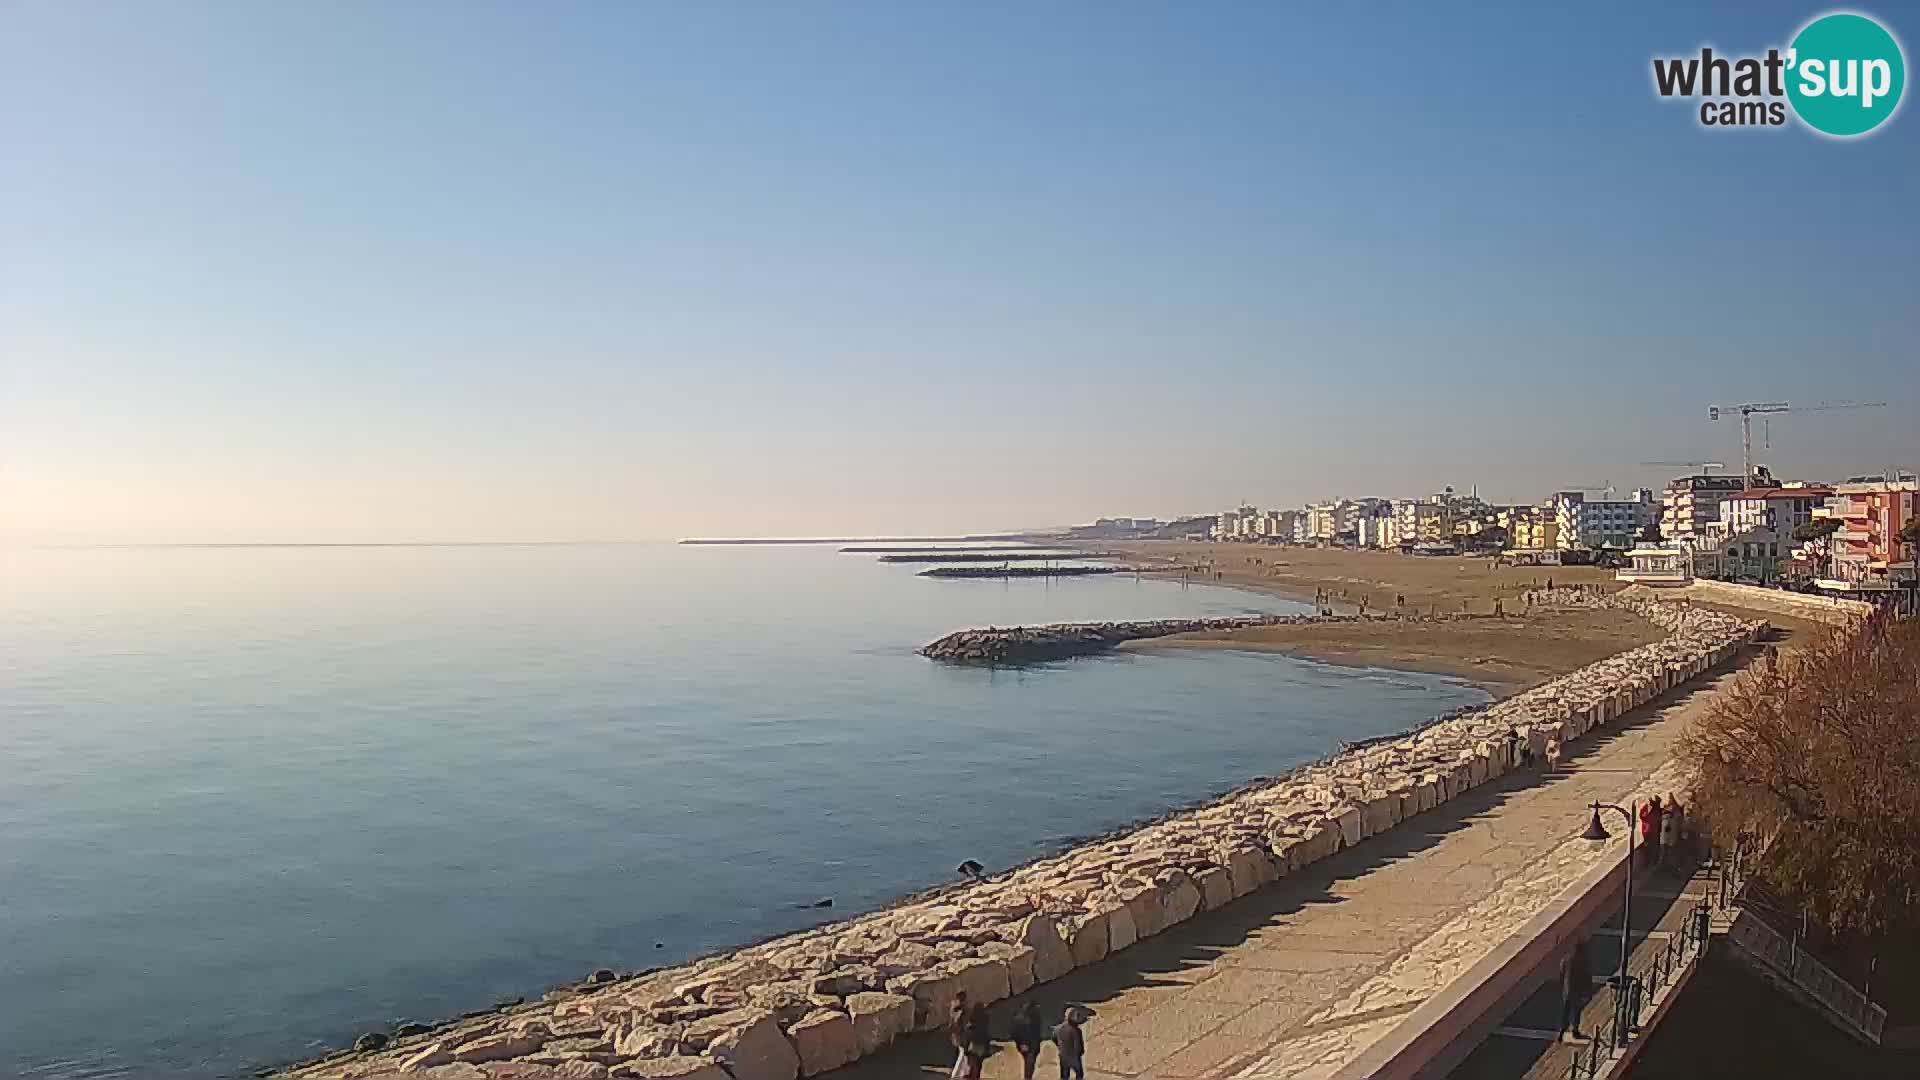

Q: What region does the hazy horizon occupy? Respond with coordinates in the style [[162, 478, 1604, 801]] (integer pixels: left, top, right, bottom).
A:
[[5, 1, 1916, 546]]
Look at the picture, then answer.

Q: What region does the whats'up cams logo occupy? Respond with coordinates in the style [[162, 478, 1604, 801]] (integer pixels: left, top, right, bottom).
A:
[[1653, 10, 1906, 136]]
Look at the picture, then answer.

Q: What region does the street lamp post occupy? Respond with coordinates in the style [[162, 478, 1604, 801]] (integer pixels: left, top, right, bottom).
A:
[[1582, 801, 1637, 1046]]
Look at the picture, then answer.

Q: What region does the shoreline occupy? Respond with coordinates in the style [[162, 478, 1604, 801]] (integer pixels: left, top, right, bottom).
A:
[[1125, 606, 1666, 695], [1068, 544, 1658, 692], [1071, 545, 1360, 615], [283, 592, 1764, 1079], [1123, 632, 1524, 693]]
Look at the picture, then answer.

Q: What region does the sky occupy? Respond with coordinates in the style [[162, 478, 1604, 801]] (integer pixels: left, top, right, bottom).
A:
[[2, 1, 1915, 543]]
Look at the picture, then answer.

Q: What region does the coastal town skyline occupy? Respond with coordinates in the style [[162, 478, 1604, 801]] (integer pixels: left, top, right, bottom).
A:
[[4, 1, 1916, 545]]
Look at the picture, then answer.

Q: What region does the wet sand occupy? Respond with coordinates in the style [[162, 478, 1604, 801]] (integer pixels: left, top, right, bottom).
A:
[[1128, 608, 1665, 693], [1103, 542, 1653, 692]]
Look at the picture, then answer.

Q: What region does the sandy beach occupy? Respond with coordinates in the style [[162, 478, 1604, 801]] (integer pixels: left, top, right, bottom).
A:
[[1104, 542, 1652, 692], [1129, 608, 1664, 692]]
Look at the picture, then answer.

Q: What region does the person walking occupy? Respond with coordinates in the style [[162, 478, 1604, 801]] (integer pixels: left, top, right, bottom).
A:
[[948, 992, 972, 1080], [1639, 796, 1664, 872], [963, 997, 992, 1079], [1660, 793, 1682, 860], [1558, 945, 1579, 1038], [1011, 1001, 1045, 1080], [1559, 940, 1592, 1040], [1053, 1007, 1087, 1080]]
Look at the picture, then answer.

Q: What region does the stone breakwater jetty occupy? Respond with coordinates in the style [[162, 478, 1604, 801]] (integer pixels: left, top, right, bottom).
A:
[[877, 551, 1092, 564], [917, 564, 1129, 579], [918, 611, 1501, 665], [283, 594, 1762, 1080], [921, 614, 1310, 665]]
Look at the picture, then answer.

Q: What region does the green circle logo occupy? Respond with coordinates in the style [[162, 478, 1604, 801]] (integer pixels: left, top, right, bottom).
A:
[[1787, 12, 1906, 136]]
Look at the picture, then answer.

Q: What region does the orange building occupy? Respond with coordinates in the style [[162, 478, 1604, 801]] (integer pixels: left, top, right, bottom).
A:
[[1818, 480, 1920, 588]]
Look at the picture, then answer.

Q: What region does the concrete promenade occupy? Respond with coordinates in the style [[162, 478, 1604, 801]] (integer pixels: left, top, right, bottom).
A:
[[830, 665, 1742, 1079]]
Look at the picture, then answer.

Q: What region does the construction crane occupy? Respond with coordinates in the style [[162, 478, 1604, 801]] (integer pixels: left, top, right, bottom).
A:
[[1641, 461, 1727, 474], [1708, 401, 1888, 483]]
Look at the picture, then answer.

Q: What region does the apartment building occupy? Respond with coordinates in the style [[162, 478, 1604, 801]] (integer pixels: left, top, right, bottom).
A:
[[1552, 488, 1657, 550], [1257, 508, 1299, 539], [1506, 507, 1560, 551], [1817, 479, 1920, 587], [1212, 505, 1259, 540], [1714, 484, 1832, 536], [1391, 499, 1446, 544], [1660, 473, 1748, 548]]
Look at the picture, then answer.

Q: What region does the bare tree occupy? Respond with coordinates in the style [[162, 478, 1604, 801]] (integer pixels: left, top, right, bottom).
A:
[[1679, 612, 1920, 936]]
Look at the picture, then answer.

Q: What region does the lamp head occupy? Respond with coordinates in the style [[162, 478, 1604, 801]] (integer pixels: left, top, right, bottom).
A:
[[1581, 809, 1611, 842]]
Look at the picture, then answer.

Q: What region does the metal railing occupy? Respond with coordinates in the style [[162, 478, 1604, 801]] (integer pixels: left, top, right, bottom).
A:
[[1714, 830, 1887, 1044], [1724, 909, 1888, 1043], [1559, 898, 1714, 1080]]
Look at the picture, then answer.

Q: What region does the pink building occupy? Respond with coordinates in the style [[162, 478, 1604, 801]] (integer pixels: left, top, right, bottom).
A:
[[1818, 480, 1920, 588]]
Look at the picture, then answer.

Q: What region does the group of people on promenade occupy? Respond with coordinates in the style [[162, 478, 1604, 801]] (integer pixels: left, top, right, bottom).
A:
[[1639, 793, 1684, 870], [1556, 792, 1690, 1041], [947, 993, 1087, 1080]]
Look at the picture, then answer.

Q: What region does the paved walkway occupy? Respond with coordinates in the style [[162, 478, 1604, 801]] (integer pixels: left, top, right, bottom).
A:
[[1446, 856, 1717, 1080], [830, 662, 1747, 1080]]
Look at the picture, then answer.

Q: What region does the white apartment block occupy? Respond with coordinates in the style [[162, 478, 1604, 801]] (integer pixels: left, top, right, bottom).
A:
[[1392, 499, 1444, 544], [1258, 508, 1298, 539], [1354, 514, 1384, 548], [1552, 488, 1657, 550], [1715, 484, 1831, 536], [1375, 515, 1400, 548], [1660, 471, 1763, 549]]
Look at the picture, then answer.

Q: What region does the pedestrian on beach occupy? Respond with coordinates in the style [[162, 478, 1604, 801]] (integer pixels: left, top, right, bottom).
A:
[[948, 992, 973, 1080], [1011, 1001, 1045, 1080], [1639, 796, 1664, 871], [1053, 1007, 1087, 1080]]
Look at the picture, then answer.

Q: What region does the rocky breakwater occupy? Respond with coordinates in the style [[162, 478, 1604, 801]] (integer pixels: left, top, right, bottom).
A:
[[282, 597, 1763, 1080], [920, 614, 1321, 665]]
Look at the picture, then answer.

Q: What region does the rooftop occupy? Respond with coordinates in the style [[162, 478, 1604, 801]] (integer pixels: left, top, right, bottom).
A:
[[1728, 486, 1833, 500]]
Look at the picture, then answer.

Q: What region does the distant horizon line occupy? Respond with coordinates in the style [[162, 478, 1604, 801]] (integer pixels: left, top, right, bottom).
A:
[[10, 533, 1052, 551]]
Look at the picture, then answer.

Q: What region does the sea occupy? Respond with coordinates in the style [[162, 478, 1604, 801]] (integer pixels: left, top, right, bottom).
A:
[[0, 543, 1487, 1078]]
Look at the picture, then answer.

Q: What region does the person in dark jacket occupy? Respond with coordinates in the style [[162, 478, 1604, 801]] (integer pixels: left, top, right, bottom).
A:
[[1011, 1001, 1045, 1080], [1559, 940, 1592, 1039], [1053, 1007, 1086, 1080], [963, 998, 992, 1079], [947, 992, 972, 1080]]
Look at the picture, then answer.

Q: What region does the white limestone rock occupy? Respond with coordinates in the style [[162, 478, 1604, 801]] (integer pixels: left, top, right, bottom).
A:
[[843, 992, 915, 1056], [707, 1012, 798, 1080], [786, 1010, 857, 1077], [1015, 914, 1076, 984]]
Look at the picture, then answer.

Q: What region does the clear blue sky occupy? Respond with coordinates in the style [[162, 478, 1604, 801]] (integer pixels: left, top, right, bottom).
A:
[[3, 1, 1914, 541]]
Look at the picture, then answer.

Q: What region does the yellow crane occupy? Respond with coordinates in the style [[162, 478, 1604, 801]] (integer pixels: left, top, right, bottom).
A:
[[1708, 401, 1887, 483]]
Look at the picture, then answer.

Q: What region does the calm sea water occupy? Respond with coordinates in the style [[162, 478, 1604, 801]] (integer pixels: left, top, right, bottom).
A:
[[0, 544, 1485, 1079]]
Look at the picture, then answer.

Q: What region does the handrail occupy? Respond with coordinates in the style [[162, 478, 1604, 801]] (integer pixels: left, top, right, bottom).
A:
[[1715, 831, 1887, 1044], [1560, 898, 1713, 1080], [1725, 910, 1887, 1042]]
